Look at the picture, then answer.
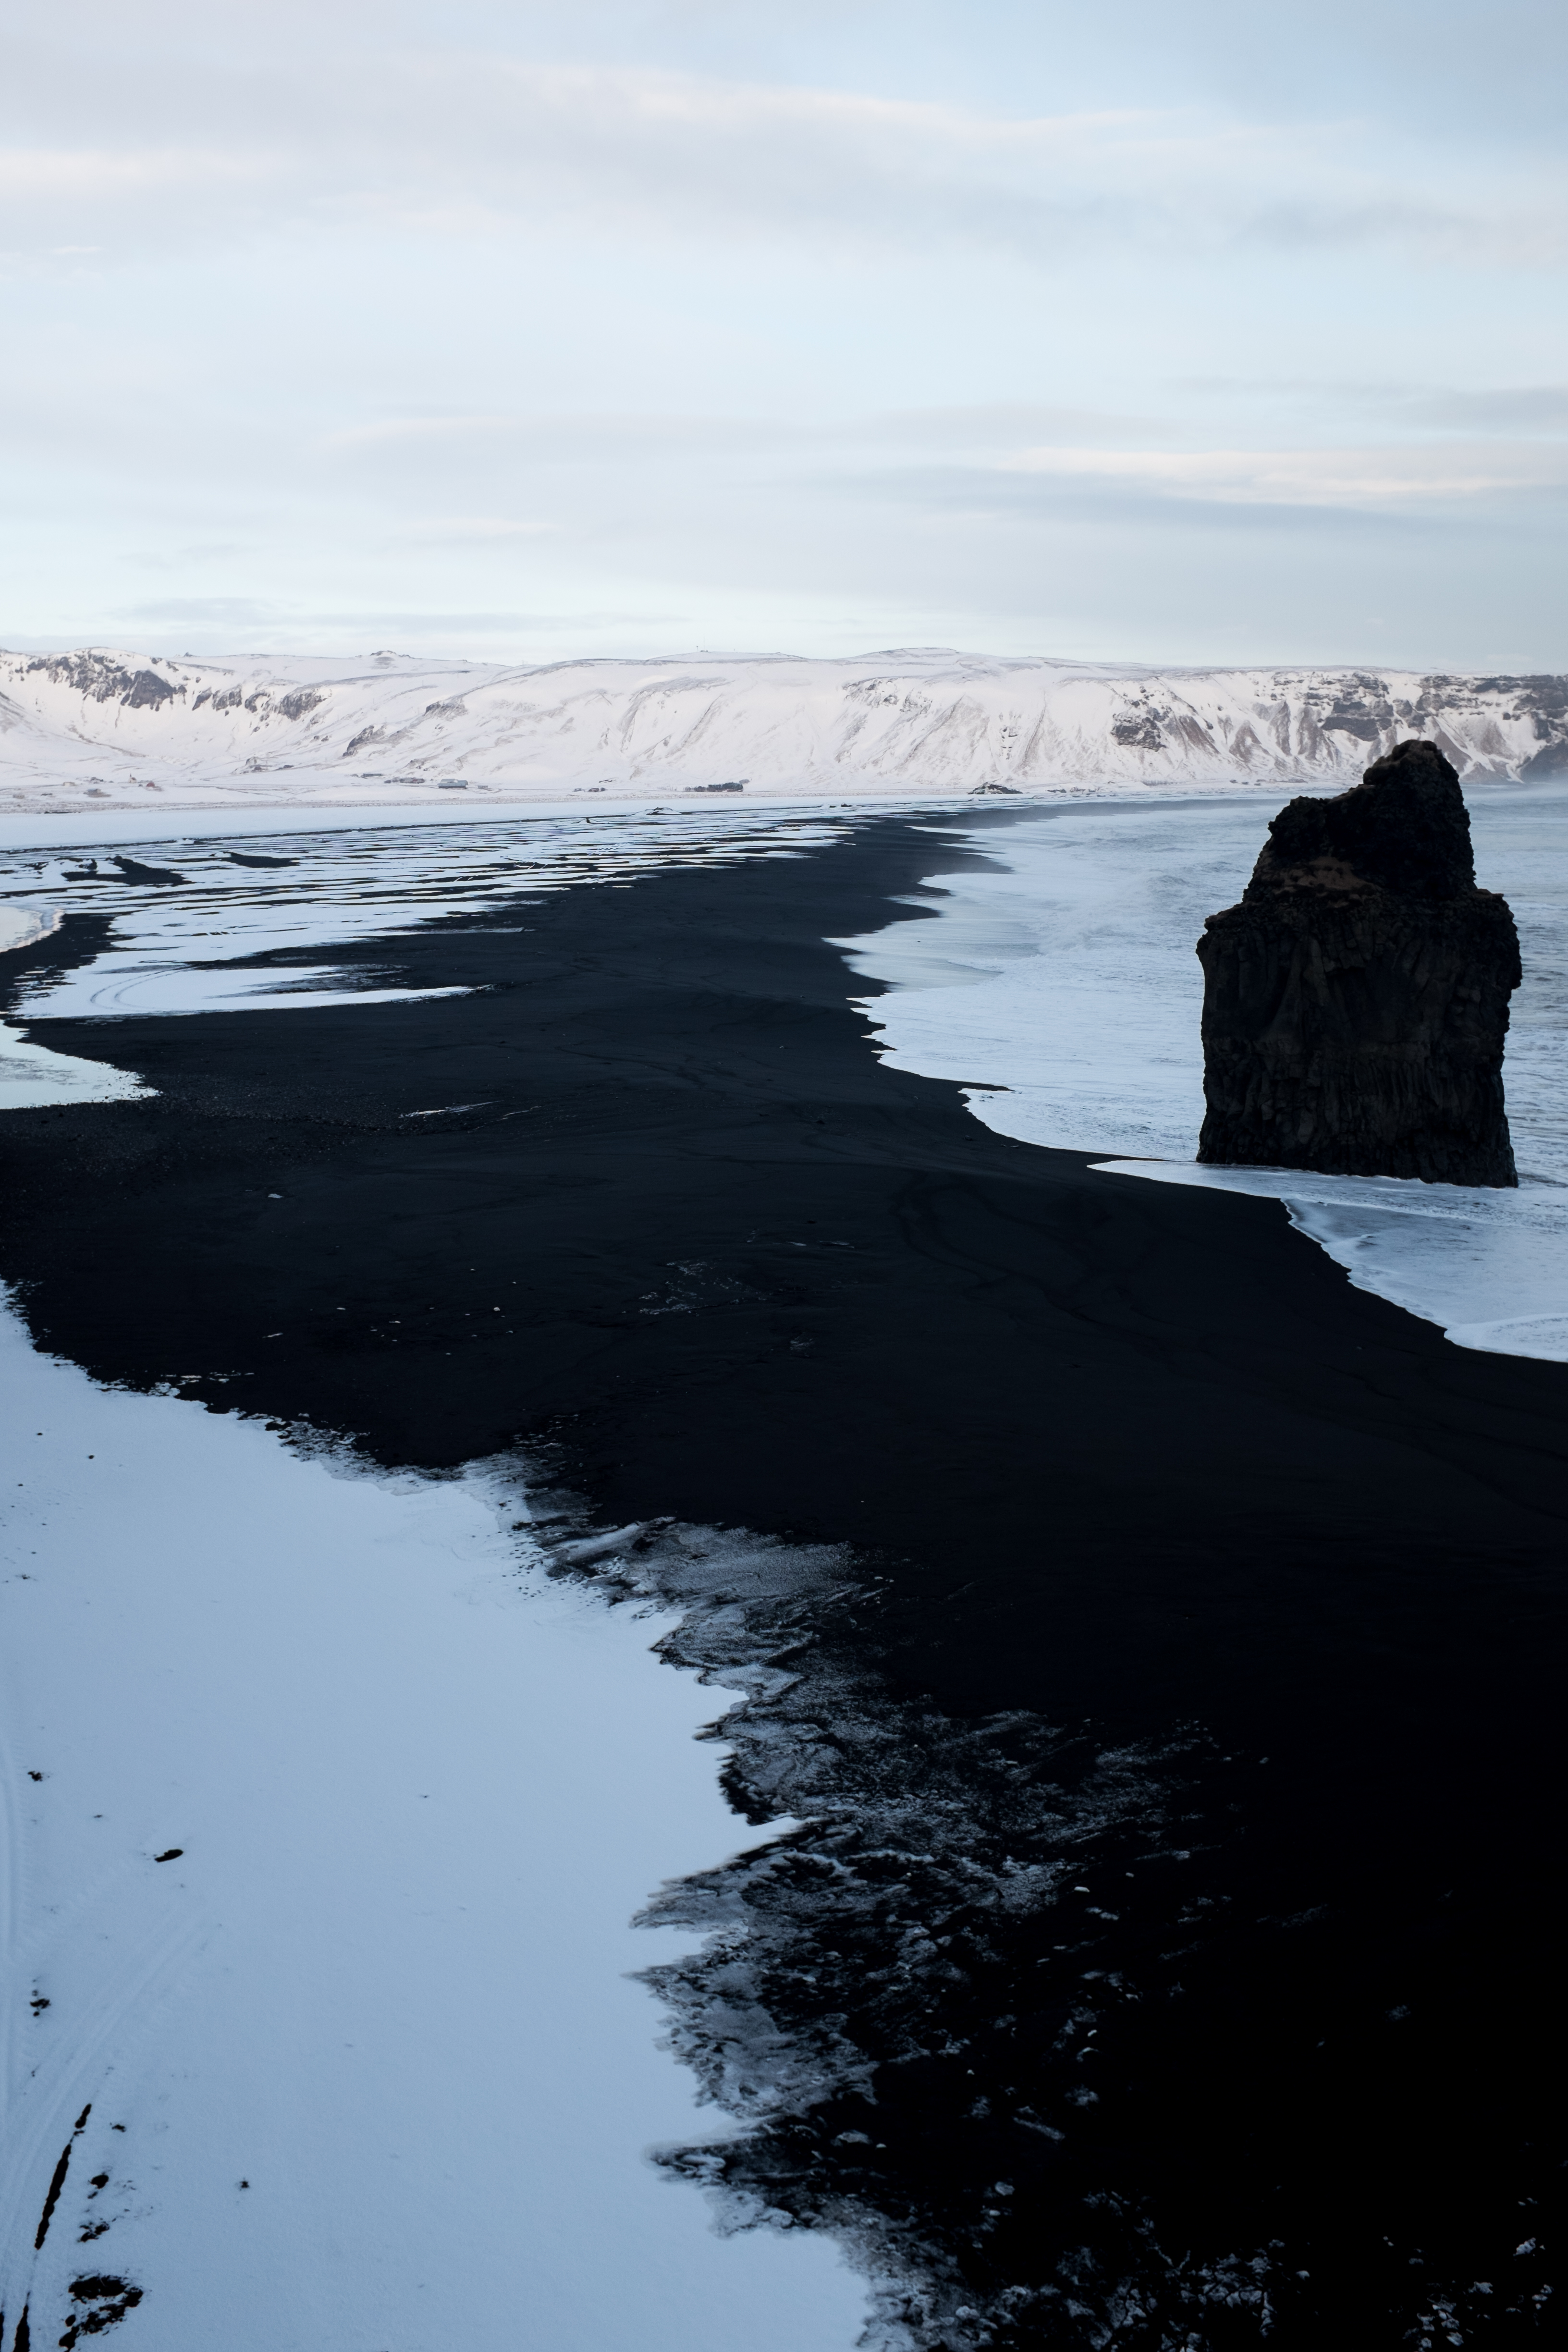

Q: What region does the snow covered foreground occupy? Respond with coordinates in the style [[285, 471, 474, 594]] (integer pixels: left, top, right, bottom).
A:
[[2, 647, 1565, 818], [0, 1315, 865, 2352]]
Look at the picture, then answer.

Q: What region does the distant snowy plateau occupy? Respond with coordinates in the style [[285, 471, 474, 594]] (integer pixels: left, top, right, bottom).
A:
[[3, 647, 1566, 814]]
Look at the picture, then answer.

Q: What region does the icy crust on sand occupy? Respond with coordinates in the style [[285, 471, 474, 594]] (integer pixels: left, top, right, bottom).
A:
[[2, 645, 1565, 816], [0, 808, 845, 1100], [517, 1510, 1533, 2352], [840, 789, 1568, 1363], [0, 1302, 865, 2352]]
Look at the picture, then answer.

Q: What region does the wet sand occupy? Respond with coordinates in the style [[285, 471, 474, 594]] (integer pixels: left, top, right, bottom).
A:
[[3, 813, 1564, 2340]]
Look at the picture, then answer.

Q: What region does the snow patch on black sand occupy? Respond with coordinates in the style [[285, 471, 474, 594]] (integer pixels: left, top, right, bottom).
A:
[[0, 1300, 865, 2352], [0, 1024, 149, 1111], [0, 906, 149, 1109]]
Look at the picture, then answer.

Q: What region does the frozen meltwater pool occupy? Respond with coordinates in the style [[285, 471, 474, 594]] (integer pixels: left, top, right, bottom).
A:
[[837, 785, 1568, 1363]]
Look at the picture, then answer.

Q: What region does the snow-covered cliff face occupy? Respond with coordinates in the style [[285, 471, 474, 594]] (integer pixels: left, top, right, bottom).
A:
[[2, 646, 1564, 815]]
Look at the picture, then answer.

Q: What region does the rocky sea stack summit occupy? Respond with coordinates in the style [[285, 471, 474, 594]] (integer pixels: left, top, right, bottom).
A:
[[1196, 738, 1522, 1185]]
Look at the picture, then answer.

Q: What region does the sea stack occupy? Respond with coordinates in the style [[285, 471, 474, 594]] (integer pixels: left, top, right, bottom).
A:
[[1196, 738, 1521, 1185]]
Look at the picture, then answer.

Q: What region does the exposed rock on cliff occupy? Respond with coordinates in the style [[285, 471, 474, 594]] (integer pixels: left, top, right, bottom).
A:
[[3, 649, 1568, 809], [1196, 739, 1521, 1185]]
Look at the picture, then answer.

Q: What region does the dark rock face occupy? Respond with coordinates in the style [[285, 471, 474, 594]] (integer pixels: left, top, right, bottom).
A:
[[24, 652, 182, 709], [1196, 739, 1521, 1185]]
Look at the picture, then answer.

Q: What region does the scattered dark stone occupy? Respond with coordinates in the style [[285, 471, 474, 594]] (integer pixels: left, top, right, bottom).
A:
[[1196, 739, 1521, 1184], [60, 2277, 143, 2347]]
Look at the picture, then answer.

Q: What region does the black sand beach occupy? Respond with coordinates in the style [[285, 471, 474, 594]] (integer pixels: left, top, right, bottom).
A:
[[2, 814, 1564, 2343]]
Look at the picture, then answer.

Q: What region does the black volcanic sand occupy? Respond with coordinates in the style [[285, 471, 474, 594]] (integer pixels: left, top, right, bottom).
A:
[[2, 814, 1564, 2343]]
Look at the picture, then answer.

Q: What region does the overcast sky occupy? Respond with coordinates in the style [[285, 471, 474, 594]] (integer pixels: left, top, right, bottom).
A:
[[4, 0, 1566, 668]]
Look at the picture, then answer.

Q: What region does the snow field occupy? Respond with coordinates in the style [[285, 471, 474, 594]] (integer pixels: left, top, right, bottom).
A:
[[0, 1309, 864, 2352], [2, 645, 1562, 816]]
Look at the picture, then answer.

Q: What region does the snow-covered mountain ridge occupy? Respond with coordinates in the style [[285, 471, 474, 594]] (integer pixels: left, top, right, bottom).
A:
[[2, 646, 1564, 816]]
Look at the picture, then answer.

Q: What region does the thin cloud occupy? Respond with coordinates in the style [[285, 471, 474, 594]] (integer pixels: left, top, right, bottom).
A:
[[330, 414, 791, 456], [1412, 386, 1568, 434], [0, 147, 282, 198], [846, 464, 1456, 539], [7, 2, 1566, 672], [997, 441, 1568, 506], [4, 54, 1565, 272], [389, 518, 561, 546], [117, 597, 689, 632]]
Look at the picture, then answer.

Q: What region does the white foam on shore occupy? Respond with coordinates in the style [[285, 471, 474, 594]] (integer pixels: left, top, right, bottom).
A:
[[0, 1299, 864, 2351], [840, 787, 1568, 1363], [0, 796, 876, 857], [1090, 1159, 1568, 1362], [0, 908, 92, 1104], [0, 809, 847, 1094], [0, 906, 61, 955]]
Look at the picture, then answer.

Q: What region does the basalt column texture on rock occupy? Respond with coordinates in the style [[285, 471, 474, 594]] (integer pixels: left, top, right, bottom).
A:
[[1196, 739, 1521, 1185]]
